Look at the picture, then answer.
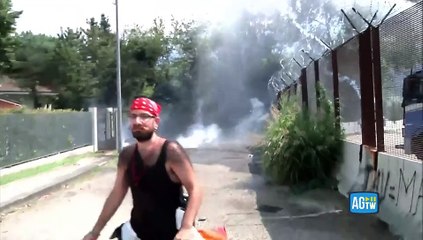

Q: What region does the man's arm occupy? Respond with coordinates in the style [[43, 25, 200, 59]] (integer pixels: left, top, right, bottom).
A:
[[167, 142, 203, 229], [89, 146, 132, 237]]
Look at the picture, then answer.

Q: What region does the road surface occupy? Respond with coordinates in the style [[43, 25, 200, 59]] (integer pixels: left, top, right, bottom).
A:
[[0, 143, 399, 240]]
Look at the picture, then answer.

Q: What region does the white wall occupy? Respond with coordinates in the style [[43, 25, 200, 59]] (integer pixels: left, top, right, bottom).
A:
[[336, 141, 423, 240], [336, 141, 362, 196], [376, 154, 422, 240]]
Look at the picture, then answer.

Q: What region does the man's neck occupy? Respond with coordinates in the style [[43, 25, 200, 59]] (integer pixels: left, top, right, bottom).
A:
[[136, 133, 159, 151]]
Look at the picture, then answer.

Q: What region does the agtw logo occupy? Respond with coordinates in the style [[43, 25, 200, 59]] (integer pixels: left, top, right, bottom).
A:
[[349, 192, 379, 214]]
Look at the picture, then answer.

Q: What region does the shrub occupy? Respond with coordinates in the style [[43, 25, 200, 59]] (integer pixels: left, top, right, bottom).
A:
[[262, 85, 345, 190], [0, 107, 80, 115]]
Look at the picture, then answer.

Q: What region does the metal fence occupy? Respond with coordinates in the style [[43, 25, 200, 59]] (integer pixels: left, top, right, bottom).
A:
[[96, 107, 118, 151], [0, 111, 93, 168], [274, 1, 422, 161], [379, 3, 423, 157], [337, 37, 363, 144]]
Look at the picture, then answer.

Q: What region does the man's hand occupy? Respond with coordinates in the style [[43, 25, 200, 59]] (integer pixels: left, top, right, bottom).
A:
[[82, 231, 99, 240]]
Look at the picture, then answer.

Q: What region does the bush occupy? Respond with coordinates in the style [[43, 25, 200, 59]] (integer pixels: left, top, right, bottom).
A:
[[0, 107, 79, 115], [262, 85, 345, 190]]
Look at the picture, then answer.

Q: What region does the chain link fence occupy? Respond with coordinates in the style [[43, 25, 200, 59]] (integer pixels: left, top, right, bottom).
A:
[[380, 2, 423, 160], [0, 111, 93, 168], [338, 38, 363, 144], [319, 53, 334, 103], [306, 64, 318, 114], [270, 1, 422, 161]]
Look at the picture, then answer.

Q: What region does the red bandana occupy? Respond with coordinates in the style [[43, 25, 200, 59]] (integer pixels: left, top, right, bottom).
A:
[[130, 97, 161, 117]]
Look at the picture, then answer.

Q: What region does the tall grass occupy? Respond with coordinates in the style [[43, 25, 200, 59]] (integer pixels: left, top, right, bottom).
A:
[[262, 85, 345, 190]]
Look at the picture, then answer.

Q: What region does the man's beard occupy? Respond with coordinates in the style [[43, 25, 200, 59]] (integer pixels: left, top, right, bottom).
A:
[[132, 130, 154, 142]]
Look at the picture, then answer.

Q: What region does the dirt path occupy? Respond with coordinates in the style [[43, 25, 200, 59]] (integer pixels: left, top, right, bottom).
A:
[[0, 145, 398, 240]]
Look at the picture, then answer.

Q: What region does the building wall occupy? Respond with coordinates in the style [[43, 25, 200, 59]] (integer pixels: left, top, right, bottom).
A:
[[0, 100, 21, 109], [0, 94, 55, 109], [376, 154, 422, 240], [336, 141, 422, 240]]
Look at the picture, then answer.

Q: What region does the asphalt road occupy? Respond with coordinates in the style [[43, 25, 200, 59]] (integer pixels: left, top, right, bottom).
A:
[[0, 143, 399, 240]]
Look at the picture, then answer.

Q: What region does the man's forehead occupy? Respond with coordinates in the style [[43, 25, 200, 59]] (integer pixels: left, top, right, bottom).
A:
[[130, 109, 154, 116]]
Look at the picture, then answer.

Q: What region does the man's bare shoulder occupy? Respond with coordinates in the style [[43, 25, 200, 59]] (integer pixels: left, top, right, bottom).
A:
[[166, 141, 191, 165], [117, 144, 136, 168]]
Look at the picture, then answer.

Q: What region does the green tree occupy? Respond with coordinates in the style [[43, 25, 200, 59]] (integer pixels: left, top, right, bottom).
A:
[[0, 0, 22, 72], [120, 19, 169, 104], [155, 18, 208, 135], [10, 32, 57, 108], [51, 28, 94, 109], [81, 14, 116, 106]]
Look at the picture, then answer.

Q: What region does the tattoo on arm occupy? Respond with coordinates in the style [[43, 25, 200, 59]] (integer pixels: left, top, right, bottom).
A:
[[167, 141, 192, 166], [167, 141, 201, 228]]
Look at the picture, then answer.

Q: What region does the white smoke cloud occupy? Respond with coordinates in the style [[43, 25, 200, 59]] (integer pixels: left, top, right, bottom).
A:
[[176, 98, 269, 149]]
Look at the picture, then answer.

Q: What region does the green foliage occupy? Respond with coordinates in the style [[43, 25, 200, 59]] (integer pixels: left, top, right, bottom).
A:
[[0, 6, 289, 122], [2, 14, 207, 111], [1, 0, 407, 122], [0, 152, 96, 185], [0, 107, 78, 115], [8, 32, 58, 108], [0, 0, 22, 72], [262, 85, 345, 190]]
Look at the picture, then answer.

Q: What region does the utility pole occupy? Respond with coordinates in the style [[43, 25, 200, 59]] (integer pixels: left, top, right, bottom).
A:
[[115, 0, 123, 152]]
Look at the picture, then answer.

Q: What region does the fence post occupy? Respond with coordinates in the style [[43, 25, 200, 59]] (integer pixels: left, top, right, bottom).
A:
[[113, 107, 119, 151], [314, 60, 321, 109], [331, 50, 341, 129], [358, 28, 377, 148], [300, 68, 309, 109], [371, 26, 385, 152], [89, 107, 98, 152]]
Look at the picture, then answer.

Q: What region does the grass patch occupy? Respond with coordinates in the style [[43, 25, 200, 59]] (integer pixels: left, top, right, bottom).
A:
[[0, 152, 98, 186], [87, 157, 117, 174], [104, 158, 118, 167]]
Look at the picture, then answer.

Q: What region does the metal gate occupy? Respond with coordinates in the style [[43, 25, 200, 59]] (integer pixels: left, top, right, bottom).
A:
[[96, 107, 117, 151]]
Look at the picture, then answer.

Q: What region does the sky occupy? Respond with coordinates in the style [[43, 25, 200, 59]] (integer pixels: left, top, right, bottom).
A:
[[11, 0, 290, 36], [12, 0, 415, 36]]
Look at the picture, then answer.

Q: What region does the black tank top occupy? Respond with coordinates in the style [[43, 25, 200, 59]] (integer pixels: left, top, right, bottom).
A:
[[126, 140, 183, 240]]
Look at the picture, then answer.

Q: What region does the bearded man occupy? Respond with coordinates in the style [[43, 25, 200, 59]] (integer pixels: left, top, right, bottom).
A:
[[83, 97, 203, 240]]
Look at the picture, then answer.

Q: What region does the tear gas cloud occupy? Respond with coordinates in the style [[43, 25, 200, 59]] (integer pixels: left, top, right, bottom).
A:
[[124, 0, 416, 148]]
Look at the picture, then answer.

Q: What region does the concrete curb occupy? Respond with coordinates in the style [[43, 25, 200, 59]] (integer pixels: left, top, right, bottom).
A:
[[0, 146, 96, 176], [0, 156, 113, 214]]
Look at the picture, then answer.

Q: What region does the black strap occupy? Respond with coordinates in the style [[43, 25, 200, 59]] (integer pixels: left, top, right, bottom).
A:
[[158, 140, 170, 164], [130, 140, 181, 188], [132, 140, 170, 181]]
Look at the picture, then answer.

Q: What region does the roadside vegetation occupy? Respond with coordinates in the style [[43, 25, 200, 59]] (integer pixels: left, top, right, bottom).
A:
[[0, 107, 78, 115], [0, 152, 98, 185], [261, 85, 345, 191]]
